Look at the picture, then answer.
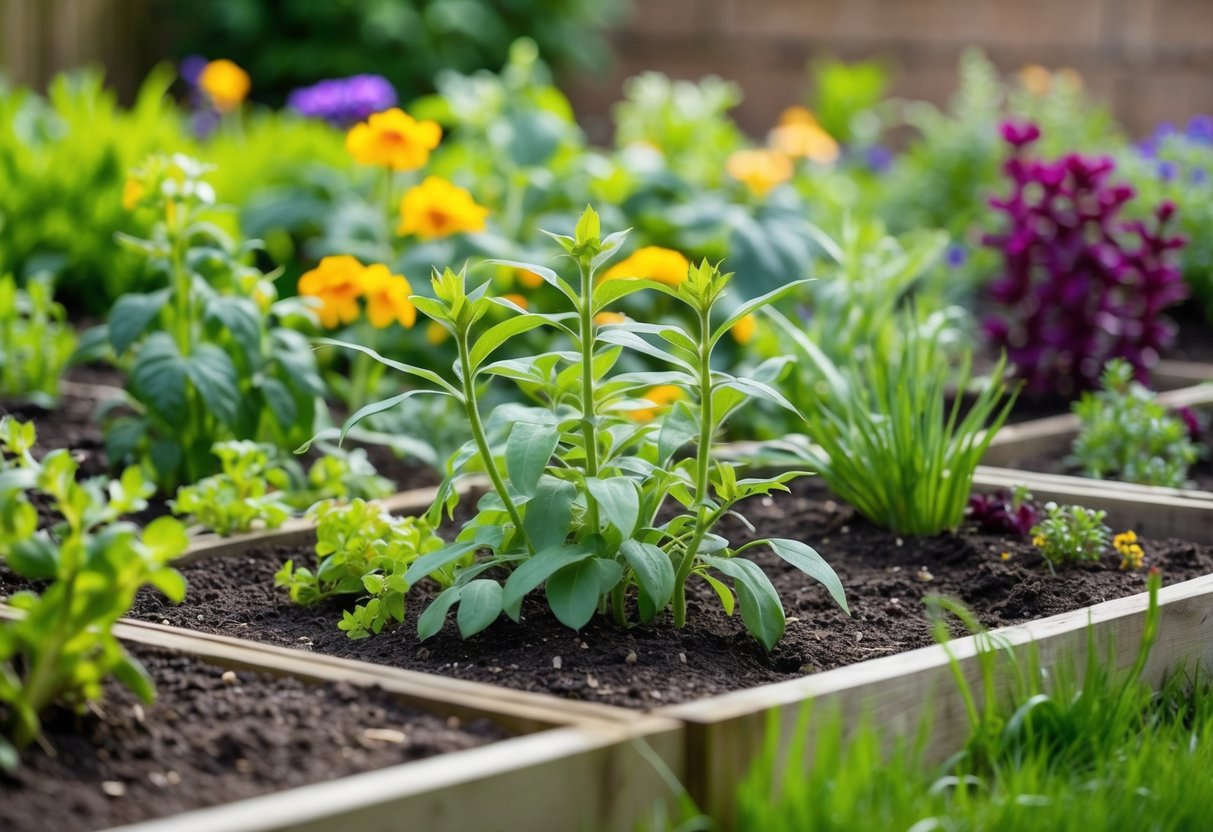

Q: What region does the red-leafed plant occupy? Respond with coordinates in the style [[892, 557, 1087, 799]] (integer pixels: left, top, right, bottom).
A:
[[983, 121, 1188, 396]]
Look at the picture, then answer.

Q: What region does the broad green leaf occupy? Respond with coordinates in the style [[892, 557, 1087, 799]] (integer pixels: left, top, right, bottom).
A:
[[592, 277, 666, 312], [184, 345, 240, 426], [112, 651, 156, 703], [586, 477, 640, 535], [523, 477, 576, 551], [109, 289, 169, 354], [546, 557, 624, 630], [470, 314, 559, 371], [316, 337, 462, 397], [503, 545, 595, 611], [758, 538, 849, 614], [130, 333, 187, 422], [619, 540, 674, 618], [456, 579, 504, 638], [658, 401, 699, 465], [148, 568, 187, 603], [701, 571, 735, 616], [259, 377, 298, 429], [418, 585, 463, 641], [506, 421, 560, 498], [204, 294, 262, 360], [143, 516, 189, 561], [402, 540, 479, 586], [710, 279, 813, 345], [701, 556, 785, 651], [5, 537, 57, 580]]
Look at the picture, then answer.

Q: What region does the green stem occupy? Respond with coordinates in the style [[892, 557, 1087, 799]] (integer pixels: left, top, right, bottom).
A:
[[457, 334, 533, 553], [673, 304, 715, 627], [577, 259, 601, 535], [383, 166, 395, 241]]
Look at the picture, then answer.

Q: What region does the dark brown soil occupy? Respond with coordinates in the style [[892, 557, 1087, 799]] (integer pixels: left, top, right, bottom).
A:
[[0, 647, 506, 832], [59, 479, 1213, 710], [1166, 301, 1213, 364]]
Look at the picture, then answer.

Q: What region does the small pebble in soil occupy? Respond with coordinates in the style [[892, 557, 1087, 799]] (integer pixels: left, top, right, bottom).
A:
[[896, 538, 904, 547], [917, 569, 934, 582], [362, 728, 406, 744], [587, 674, 599, 688], [679, 652, 687, 664], [446, 716, 462, 729], [625, 650, 637, 664], [552, 656, 562, 669], [221, 670, 237, 685], [148, 772, 169, 789], [101, 781, 126, 798]]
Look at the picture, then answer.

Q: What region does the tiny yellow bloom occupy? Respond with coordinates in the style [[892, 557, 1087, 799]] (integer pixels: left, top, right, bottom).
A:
[[346, 108, 442, 171], [426, 320, 451, 346], [768, 120, 840, 165], [298, 255, 365, 329], [629, 384, 685, 423], [726, 148, 793, 197], [594, 311, 628, 326], [397, 176, 489, 240], [198, 59, 251, 112], [600, 246, 690, 287], [1019, 64, 1053, 97], [1113, 530, 1145, 570], [122, 177, 145, 211], [359, 264, 416, 329], [502, 293, 529, 310], [1000, 551, 1012, 561], [1054, 67, 1084, 92], [730, 313, 757, 345], [516, 269, 545, 289], [777, 106, 818, 126], [1031, 534, 1046, 549]]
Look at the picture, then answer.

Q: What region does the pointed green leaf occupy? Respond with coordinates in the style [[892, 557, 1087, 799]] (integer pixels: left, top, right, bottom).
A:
[[753, 538, 848, 614], [546, 557, 623, 630], [523, 477, 576, 551], [710, 279, 813, 345], [503, 544, 594, 610], [619, 540, 674, 618], [586, 477, 640, 536], [701, 555, 785, 651], [506, 421, 560, 497], [457, 579, 504, 638], [418, 585, 463, 641]]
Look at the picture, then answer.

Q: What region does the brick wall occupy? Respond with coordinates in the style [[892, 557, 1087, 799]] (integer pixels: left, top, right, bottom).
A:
[[564, 0, 1213, 140]]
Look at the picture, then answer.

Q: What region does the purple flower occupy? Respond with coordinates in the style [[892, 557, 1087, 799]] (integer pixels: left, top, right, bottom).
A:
[[287, 75, 397, 126], [180, 55, 208, 87], [864, 145, 893, 173], [1193, 168, 1208, 186], [946, 244, 968, 269], [983, 121, 1187, 396], [1158, 160, 1179, 182], [1187, 115, 1213, 145], [1176, 405, 1203, 441]]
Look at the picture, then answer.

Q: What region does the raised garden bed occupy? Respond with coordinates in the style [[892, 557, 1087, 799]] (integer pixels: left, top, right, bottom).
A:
[[0, 613, 683, 832]]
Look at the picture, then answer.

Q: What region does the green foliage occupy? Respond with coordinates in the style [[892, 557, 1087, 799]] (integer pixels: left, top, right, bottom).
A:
[[0, 274, 76, 403], [1070, 359, 1199, 487], [0, 69, 188, 311], [171, 439, 392, 535], [705, 574, 1185, 832], [274, 499, 448, 639], [166, 1, 627, 104], [96, 154, 325, 493], [778, 313, 1014, 535], [320, 207, 847, 649], [808, 57, 888, 145], [1030, 502, 1111, 567], [0, 418, 187, 766]]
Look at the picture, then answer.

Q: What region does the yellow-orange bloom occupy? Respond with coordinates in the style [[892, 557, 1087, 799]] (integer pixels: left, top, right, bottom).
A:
[[1019, 64, 1053, 97], [769, 113, 840, 165], [594, 311, 627, 326], [502, 293, 529, 310], [198, 59, 250, 112], [516, 269, 545, 289], [398, 176, 489, 240], [727, 148, 793, 197], [298, 255, 365, 329], [122, 177, 144, 211], [600, 246, 690, 287], [346, 108, 442, 171], [359, 264, 416, 329], [730, 313, 757, 345], [426, 320, 451, 346], [629, 385, 685, 422]]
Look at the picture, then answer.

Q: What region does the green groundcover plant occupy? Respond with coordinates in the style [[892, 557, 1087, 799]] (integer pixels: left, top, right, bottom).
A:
[[0, 418, 187, 768], [320, 207, 847, 649], [0, 274, 75, 404]]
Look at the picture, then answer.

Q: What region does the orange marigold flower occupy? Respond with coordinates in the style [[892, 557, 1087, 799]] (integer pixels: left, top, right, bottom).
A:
[[777, 106, 817, 126], [600, 246, 690, 287], [502, 293, 529, 310], [359, 264, 416, 329], [594, 311, 628, 326], [397, 176, 489, 240], [730, 313, 757, 345], [769, 120, 840, 165], [298, 255, 365, 329], [198, 59, 250, 113], [727, 148, 793, 197], [346, 108, 442, 171], [629, 384, 685, 422], [426, 320, 451, 346], [516, 269, 545, 289]]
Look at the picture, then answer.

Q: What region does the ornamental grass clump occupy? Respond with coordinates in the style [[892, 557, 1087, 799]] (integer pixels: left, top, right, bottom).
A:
[[1070, 358, 1199, 487], [319, 207, 848, 650], [983, 121, 1188, 397]]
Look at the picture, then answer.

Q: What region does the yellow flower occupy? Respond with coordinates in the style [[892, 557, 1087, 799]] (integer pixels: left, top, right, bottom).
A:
[[730, 313, 757, 345], [727, 148, 793, 197], [298, 255, 365, 329], [594, 311, 627, 326], [426, 320, 451, 346], [359, 264, 416, 329], [198, 59, 250, 112], [777, 106, 817, 126], [629, 384, 685, 422], [502, 293, 529, 310], [1114, 530, 1145, 570], [600, 246, 690, 286], [1019, 64, 1053, 97], [516, 269, 545, 289], [1031, 534, 1046, 549], [397, 176, 489, 240], [1000, 551, 1012, 561], [122, 177, 145, 211], [346, 108, 442, 171], [769, 120, 840, 165]]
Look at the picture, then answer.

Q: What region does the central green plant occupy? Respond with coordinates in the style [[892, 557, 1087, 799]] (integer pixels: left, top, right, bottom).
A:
[[323, 207, 847, 649]]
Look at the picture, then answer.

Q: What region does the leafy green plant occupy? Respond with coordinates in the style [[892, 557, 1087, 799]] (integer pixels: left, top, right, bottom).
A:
[[171, 439, 392, 535], [0, 418, 187, 768], [275, 499, 448, 639], [1070, 358, 1199, 487], [773, 311, 1015, 535], [1030, 502, 1111, 567], [94, 154, 325, 492], [0, 274, 76, 403], [321, 207, 847, 649]]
